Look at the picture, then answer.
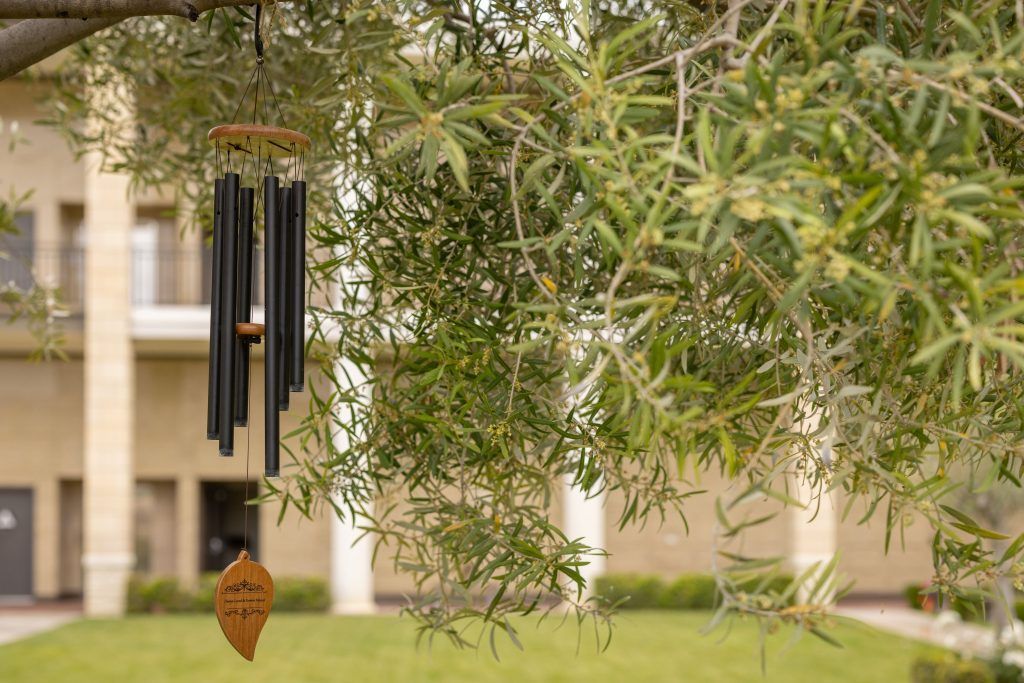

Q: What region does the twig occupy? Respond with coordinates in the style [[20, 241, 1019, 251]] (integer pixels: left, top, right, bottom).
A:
[[727, 236, 817, 464], [737, 0, 790, 67], [507, 351, 522, 415], [893, 70, 1024, 133]]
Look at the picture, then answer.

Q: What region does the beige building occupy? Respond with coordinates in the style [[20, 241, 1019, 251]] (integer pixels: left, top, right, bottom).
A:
[[0, 77, 935, 616]]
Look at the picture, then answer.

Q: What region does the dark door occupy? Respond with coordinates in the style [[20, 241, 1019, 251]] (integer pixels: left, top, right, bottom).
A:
[[0, 489, 33, 597], [200, 482, 258, 571]]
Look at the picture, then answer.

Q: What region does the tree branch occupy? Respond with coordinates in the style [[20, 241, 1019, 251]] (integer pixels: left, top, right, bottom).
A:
[[0, 17, 120, 81], [0, 1, 266, 21], [0, 1, 198, 20], [0, 1, 272, 81]]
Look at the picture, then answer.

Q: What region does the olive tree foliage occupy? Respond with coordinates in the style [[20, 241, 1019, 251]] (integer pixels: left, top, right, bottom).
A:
[[49, 0, 1024, 646]]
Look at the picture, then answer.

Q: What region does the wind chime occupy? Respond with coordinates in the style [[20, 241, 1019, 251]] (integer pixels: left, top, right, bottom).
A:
[[204, 4, 308, 661]]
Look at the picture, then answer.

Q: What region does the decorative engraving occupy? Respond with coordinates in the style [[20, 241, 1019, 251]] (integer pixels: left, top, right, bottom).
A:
[[224, 608, 266, 619], [223, 579, 265, 593]]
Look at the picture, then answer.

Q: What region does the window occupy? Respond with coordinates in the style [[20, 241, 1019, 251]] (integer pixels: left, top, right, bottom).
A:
[[0, 212, 35, 290], [132, 207, 176, 305]]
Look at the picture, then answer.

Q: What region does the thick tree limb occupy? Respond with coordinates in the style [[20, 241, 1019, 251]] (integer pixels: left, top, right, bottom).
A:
[[0, 18, 120, 81], [0, 1, 272, 81], [0, 1, 199, 20], [0, 0, 266, 20]]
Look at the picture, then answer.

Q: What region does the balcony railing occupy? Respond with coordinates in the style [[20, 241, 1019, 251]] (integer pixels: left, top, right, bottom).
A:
[[132, 247, 211, 307], [0, 247, 264, 313], [0, 247, 84, 310], [132, 246, 265, 307]]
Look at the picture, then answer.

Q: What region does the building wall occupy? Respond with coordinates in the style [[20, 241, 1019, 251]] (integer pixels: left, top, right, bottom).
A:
[[0, 80, 173, 261], [134, 356, 331, 580], [604, 477, 939, 593], [0, 80, 85, 256], [364, 474, 941, 600], [0, 349, 942, 599], [603, 473, 789, 578], [835, 496, 935, 594], [0, 355, 333, 597], [0, 357, 83, 597]]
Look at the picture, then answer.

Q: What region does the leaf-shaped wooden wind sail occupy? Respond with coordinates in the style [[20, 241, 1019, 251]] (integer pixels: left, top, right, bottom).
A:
[[215, 550, 275, 661]]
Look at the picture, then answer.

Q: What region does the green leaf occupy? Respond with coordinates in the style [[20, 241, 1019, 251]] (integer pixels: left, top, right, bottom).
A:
[[940, 505, 1010, 540], [380, 74, 428, 116], [440, 132, 470, 191]]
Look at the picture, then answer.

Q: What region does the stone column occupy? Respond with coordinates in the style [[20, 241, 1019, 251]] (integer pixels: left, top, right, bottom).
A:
[[790, 477, 837, 603], [81, 77, 136, 617], [789, 412, 838, 605], [329, 358, 376, 614], [329, 494, 376, 614], [562, 475, 606, 598]]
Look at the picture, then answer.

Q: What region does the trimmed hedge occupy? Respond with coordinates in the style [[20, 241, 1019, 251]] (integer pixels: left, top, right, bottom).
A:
[[126, 576, 189, 613], [594, 573, 792, 610], [911, 653, 995, 683], [127, 573, 329, 613]]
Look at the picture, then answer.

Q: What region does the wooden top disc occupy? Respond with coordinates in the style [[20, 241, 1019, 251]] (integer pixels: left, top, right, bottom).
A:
[[209, 124, 310, 158]]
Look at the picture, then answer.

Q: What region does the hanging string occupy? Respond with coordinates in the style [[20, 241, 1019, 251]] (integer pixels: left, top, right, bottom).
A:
[[260, 61, 288, 130], [242, 349, 253, 552], [253, 2, 288, 131], [240, 1, 264, 557], [252, 66, 262, 126], [260, 68, 271, 129], [227, 1, 289, 158], [231, 66, 259, 124]]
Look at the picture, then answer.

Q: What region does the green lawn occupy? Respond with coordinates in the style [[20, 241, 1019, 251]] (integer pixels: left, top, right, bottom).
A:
[[0, 611, 925, 682]]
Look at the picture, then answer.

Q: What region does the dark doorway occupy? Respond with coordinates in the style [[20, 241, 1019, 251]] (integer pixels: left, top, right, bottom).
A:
[[200, 482, 257, 572], [0, 488, 33, 597], [58, 480, 82, 596]]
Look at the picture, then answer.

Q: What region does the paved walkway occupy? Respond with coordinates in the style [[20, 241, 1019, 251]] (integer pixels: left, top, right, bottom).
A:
[[837, 604, 995, 656], [0, 608, 79, 647]]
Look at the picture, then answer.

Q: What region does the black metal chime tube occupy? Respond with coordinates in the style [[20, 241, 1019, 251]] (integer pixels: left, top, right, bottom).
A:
[[289, 180, 306, 392], [233, 187, 255, 427], [277, 186, 291, 412], [206, 179, 225, 440], [264, 175, 281, 477], [218, 172, 240, 456]]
